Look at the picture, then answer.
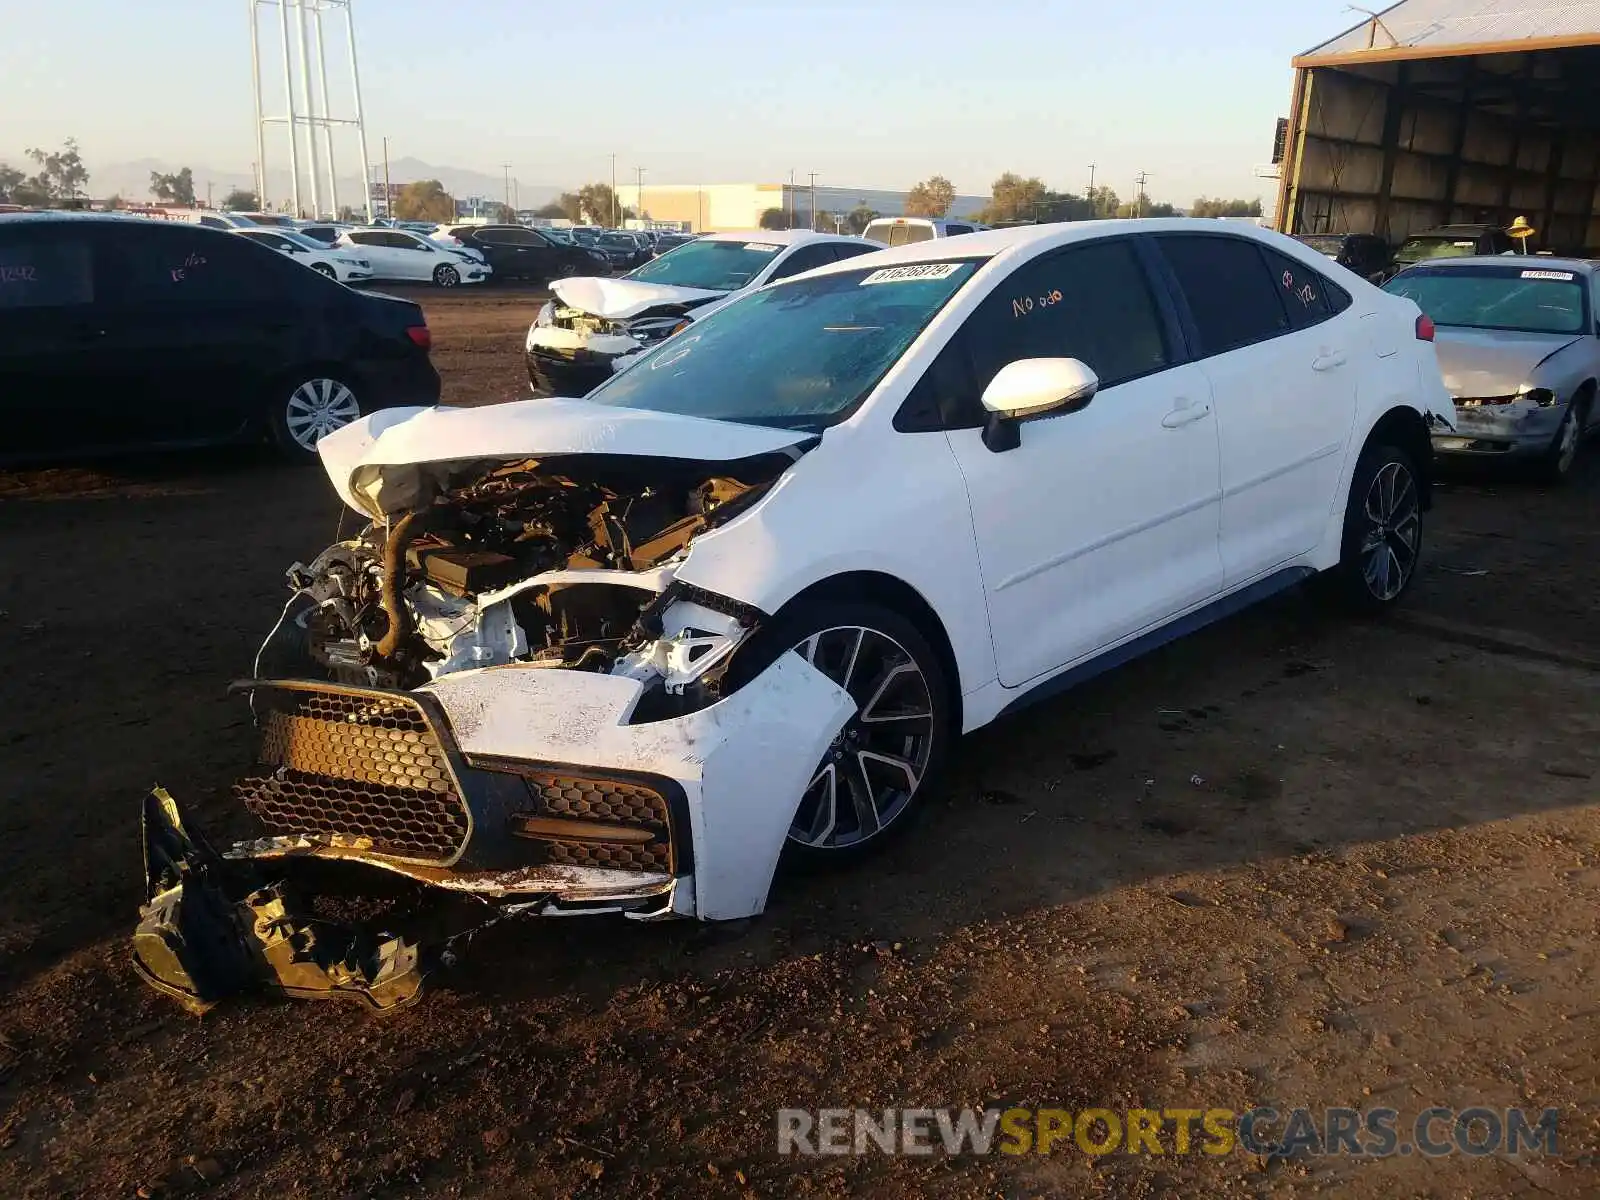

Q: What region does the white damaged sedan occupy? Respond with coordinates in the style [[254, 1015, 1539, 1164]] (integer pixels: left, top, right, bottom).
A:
[[139, 221, 1456, 1003]]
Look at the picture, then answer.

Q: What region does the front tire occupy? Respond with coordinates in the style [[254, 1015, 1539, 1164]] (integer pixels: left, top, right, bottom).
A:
[[1321, 442, 1423, 613], [433, 264, 460, 288], [1537, 396, 1587, 483], [268, 375, 362, 461], [729, 601, 953, 864], [311, 263, 337, 281]]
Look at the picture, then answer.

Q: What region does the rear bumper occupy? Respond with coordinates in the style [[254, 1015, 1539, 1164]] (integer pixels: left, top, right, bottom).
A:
[[220, 658, 853, 920]]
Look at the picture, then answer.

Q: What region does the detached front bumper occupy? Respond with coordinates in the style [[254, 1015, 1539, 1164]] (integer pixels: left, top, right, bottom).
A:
[[525, 326, 645, 395], [223, 654, 853, 921]]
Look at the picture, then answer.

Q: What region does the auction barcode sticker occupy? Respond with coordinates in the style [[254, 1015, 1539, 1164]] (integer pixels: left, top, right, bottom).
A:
[[860, 263, 963, 285], [1521, 269, 1575, 280], [744, 243, 782, 253]]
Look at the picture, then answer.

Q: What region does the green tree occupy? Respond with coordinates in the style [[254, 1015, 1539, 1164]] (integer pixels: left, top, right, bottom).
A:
[[577, 182, 622, 226], [905, 174, 956, 218], [758, 206, 787, 230], [393, 179, 457, 222], [1087, 186, 1120, 219], [845, 203, 879, 235], [221, 187, 259, 211], [0, 162, 23, 203], [1190, 196, 1262, 218], [149, 167, 196, 206], [532, 200, 567, 219], [554, 192, 583, 223], [103, 193, 124, 210], [978, 173, 1049, 224], [24, 138, 89, 202]]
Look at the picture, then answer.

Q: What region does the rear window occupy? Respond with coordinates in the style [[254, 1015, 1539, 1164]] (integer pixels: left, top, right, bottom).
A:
[[864, 221, 935, 247], [0, 237, 94, 309], [1396, 236, 1478, 263]]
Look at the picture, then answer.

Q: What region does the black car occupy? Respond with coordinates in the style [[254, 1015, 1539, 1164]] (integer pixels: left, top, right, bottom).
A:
[[594, 231, 652, 271], [440, 224, 608, 282], [0, 214, 440, 463], [1392, 224, 1518, 272], [652, 233, 695, 257], [1294, 233, 1393, 282]]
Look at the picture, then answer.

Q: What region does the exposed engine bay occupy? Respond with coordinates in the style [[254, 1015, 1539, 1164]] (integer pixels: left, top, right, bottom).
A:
[[265, 452, 791, 715]]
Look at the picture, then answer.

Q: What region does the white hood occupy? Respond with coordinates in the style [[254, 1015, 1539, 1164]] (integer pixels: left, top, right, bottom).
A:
[[317, 397, 811, 518], [550, 275, 727, 320]]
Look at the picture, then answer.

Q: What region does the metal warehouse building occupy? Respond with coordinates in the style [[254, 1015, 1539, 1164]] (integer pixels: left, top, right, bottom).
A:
[[1276, 0, 1600, 252]]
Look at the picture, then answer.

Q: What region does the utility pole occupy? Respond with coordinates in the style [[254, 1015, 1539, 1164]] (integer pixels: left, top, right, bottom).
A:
[[807, 171, 819, 231], [1087, 162, 1096, 213], [502, 163, 512, 216], [382, 136, 391, 222], [1134, 170, 1150, 218], [787, 169, 796, 228], [611, 154, 618, 226], [634, 166, 645, 223], [206, 180, 213, 209]]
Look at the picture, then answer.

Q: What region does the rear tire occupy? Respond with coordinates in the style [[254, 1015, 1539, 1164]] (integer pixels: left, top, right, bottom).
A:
[[1319, 442, 1423, 614], [433, 264, 460, 288], [268, 373, 362, 462], [726, 600, 954, 866]]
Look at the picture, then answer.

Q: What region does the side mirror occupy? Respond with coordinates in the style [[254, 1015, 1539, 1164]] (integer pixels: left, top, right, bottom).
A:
[[980, 358, 1099, 452]]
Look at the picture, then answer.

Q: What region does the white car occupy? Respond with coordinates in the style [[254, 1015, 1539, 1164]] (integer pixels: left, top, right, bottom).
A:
[[862, 216, 989, 246], [525, 229, 878, 394], [337, 227, 490, 287], [147, 220, 1456, 949], [233, 227, 374, 284]]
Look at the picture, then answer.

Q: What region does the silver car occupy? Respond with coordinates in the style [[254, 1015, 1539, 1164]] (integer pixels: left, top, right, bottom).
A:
[[1383, 256, 1600, 480]]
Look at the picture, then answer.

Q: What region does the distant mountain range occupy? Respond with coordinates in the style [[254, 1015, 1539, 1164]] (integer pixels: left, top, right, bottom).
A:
[[43, 155, 564, 210]]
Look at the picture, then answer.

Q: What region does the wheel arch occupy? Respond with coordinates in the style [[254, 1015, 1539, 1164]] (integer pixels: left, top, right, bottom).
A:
[[1362, 405, 1434, 509], [766, 570, 965, 733], [259, 360, 366, 446]]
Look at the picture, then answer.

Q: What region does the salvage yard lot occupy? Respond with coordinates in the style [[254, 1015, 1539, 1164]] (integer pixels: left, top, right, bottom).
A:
[[2, 287, 1598, 1199]]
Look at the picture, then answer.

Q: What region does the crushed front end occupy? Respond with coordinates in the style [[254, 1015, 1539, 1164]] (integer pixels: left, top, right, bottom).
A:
[[135, 401, 853, 1013]]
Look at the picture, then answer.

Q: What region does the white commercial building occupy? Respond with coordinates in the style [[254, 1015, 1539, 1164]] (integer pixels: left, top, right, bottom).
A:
[[615, 182, 987, 233]]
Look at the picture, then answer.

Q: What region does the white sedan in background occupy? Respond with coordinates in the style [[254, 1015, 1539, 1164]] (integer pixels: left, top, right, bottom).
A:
[[337, 227, 490, 287], [233, 228, 374, 284]]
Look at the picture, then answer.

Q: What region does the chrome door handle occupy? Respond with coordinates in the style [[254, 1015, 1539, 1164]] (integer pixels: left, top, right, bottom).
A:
[[1162, 403, 1211, 429], [1312, 349, 1348, 371]]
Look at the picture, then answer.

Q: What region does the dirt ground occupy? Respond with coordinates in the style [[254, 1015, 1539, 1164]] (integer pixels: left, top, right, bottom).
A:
[[2, 286, 1598, 1199]]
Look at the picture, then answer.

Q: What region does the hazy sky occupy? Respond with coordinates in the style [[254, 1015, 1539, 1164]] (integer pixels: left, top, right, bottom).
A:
[[2, 0, 1358, 202]]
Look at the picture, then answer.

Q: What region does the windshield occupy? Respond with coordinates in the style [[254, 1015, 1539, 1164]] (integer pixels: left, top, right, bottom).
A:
[[1396, 235, 1479, 263], [585, 260, 983, 431], [1384, 266, 1588, 335], [626, 239, 785, 291], [274, 230, 329, 252]]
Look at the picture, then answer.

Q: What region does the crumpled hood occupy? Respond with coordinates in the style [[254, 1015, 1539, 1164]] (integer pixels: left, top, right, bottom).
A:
[[1434, 328, 1582, 397], [550, 275, 727, 320], [317, 398, 812, 517]]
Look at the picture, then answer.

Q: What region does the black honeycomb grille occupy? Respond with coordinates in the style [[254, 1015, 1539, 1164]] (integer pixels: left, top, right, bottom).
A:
[[235, 687, 469, 863], [522, 773, 672, 873]]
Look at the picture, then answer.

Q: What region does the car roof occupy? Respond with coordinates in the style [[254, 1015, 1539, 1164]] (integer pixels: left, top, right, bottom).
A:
[[1392, 254, 1595, 274], [798, 217, 1293, 279], [699, 229, 863, 247]]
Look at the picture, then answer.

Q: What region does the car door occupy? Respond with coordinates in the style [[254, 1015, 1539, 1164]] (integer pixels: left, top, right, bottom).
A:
[[0, 223, 117, 457], [384, 231, 437, 280], [1154, 234, 1359, 587], [344, 230, 397, 278], [93, 223, 301, 443], [931, 237, 1224, 686]]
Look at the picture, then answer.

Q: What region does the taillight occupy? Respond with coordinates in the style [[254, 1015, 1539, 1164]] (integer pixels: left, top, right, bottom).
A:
[[1415, 313, 1435, 341], [406, 325, 432, 350]]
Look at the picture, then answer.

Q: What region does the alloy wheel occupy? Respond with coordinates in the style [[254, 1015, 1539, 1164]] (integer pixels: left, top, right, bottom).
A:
[[435, 265, 460, 288], [789, 626, 936, 850], [284, 379, 359, 451], [1359, 460, 1420, 601]]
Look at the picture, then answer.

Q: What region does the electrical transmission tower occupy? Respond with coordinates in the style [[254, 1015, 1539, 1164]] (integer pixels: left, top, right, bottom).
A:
[[249, 0, 373, 221]]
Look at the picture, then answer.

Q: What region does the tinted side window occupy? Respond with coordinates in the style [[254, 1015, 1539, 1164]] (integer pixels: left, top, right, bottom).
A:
[[0, 235, 95, 309], [768, 244, 837, 281], [1158, 235, 1290, 355], [965, 238, 1170, 392], [944, 224, 973, 236], [384, 232, 423, 250], [109, 228, 283, 304], [829, 243, 877, 263], [1261, 247, 1331, 329], [347, 231, 381, 246]]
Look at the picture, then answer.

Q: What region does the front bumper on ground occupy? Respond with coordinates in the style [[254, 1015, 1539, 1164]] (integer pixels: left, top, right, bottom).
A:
[[1431, 401, 1563, 458]]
